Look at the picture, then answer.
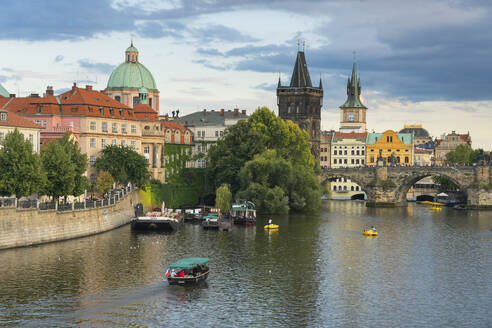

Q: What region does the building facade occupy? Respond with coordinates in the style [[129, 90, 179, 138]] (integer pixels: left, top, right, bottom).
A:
[[339, 59, 367, 133], [104, 42, 160, 111], [320, 131, 334, 169], [277, 50, 323, 158], [414, 148, 433, 166], [366, 130, 414, 166], [0, 109, 42, 153], [399, 124, 432, 146], [174, 108, 248, 168], [434, 131, 471, 165]]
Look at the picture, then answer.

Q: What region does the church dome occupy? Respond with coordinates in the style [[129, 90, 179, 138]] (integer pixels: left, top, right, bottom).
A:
[[399, 125, 430, 137], [106, 43, 158, 91], [0, 83, 9, 97]]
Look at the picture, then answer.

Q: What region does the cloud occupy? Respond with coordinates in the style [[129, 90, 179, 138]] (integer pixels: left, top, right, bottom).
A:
[[54, 88, 71, 94], [192, 59, 229, 71], [54, 55, 64, 63], [0, 74, 22, 83], [252, 82, 277, 92], [78, 59, 116, 74]]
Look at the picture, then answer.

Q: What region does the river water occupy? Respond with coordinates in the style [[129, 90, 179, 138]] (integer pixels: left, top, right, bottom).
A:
[[0, 201, 490, 328]]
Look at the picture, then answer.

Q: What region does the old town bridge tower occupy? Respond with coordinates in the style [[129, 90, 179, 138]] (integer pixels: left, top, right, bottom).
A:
[[277, 50, 323, 158]]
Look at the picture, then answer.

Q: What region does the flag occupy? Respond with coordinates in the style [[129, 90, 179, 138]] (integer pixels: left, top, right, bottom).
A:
[[165, 268, 170, 277]]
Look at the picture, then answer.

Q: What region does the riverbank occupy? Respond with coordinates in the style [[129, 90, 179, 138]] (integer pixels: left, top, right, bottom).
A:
[[0, 189, 139, 250]]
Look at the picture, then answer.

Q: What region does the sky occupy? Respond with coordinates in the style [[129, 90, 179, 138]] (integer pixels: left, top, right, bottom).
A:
[[0, 0, 491, 149]]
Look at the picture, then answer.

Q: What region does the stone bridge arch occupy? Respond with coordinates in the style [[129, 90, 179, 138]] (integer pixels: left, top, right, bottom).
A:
[[320, 169, 374, 199]]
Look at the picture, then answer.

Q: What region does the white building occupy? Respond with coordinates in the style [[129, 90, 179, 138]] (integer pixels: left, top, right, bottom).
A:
[[174, 108, 248, 168], [0, 109, 42, 153]]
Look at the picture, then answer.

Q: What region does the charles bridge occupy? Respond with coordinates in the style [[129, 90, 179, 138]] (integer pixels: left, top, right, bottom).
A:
[[321, 165, 492, 208]]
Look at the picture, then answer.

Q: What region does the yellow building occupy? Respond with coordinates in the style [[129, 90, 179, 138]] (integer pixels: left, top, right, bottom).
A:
[[366, 130, 414, 166]]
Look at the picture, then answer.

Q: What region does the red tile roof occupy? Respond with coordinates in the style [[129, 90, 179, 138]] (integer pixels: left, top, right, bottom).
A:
[[161, 121, 189, 132], [0, 110, 43, 129], [133, 104, 158, 121], [332, 131, 367, 141], [414, 148, 432, 154]]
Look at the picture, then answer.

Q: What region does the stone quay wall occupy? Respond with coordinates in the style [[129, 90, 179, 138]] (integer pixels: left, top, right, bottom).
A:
[[0, 191, 139, 250]]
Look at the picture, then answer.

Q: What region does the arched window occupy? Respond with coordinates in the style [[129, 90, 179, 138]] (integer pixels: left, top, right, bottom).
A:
[[351, 186, 354, 191], [333, 185, 337, 191], [343, 186, 347, 191]]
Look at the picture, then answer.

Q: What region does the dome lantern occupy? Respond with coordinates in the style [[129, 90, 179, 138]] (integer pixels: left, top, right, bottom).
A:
[[139, 87, 148, 104], [125, 40, 139, 63]]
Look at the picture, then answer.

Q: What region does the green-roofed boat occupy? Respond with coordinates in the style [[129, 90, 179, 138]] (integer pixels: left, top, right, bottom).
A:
[[166, 257, 210, 286], [231, 200, 256, 225]]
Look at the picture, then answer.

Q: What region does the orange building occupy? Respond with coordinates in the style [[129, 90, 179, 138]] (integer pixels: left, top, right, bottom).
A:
[[366, 130, 414, 166]]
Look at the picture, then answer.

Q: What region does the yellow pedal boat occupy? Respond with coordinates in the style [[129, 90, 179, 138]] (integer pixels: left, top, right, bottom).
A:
[[264, 224, 279, 229], [362, 229, 378, 236], [430, 207, 442, 211]]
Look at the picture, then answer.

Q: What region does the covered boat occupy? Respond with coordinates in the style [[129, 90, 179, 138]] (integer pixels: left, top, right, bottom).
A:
[[231, 200, 256, 225], [202, 213, 220, 229], [362, 229, 378, 236], [131, 203, 183, 231], [166, 257, 210, 286]]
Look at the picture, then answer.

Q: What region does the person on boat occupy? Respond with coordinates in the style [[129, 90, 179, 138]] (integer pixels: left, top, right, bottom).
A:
[[170, 269, 176, 277], [371, 226, 376, 231], [268, 219, 272, 225], [178, 270, 185, 278]]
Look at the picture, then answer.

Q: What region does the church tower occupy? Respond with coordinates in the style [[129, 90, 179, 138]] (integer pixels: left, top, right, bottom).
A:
[[339, 57, 367, 132], [277, 50, 323, 158]]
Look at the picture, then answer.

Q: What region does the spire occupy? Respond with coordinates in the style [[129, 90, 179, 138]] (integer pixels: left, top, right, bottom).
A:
[[340, 53, 366, 108], [319, 73, 323, 89], [289, 51, 312, 88], [278, 72, 281, 88]]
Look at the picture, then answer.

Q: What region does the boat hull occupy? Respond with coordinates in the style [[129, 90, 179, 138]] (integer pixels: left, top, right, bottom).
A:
[[233, 217, 256, 225], [131, 217, 182, 232]]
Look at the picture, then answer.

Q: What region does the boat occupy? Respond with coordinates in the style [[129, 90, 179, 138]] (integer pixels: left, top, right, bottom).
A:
[[420, 201, 446, 206], [264, 224, 279, 229], [362, 229, 378, 236], [202, 213, 220, 229], [166, 257, 210, 286], [131, 203, 183, 231], [430, 207, 442, 211], [231, 200, 256, 225]]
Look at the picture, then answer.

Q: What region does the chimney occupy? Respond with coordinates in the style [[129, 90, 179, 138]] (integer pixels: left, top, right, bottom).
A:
[[72, 82, 77, 90], [234, 108, 239, 116], [241, 110, 246, 115], [85, 85, 93, 91], [9, 94, 15, 98], [45, 86, 54, 96], [30, 93, 39, 98], [220, 108, 224, 116]]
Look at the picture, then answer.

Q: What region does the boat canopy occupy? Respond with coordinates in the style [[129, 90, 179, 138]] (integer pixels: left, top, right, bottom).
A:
[[169, 257, 210, 269], [231, 201, 255, 210]]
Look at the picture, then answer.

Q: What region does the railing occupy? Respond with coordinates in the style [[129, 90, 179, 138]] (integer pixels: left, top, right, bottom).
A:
[[0, 185, 134, 213]]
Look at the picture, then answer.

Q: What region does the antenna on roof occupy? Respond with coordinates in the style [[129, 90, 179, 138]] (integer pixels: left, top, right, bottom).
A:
[[297, 39, 300, 51]]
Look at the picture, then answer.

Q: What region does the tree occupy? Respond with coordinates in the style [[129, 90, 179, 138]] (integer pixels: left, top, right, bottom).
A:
[[95, 145, 150, 188], [41, 140, 75, 199], [59, 134, 89, 197], [215, 184, 232, 214], [0, 129, 45, 198], [432, 176, 459, 192], [445, 144, 477, 165], [207, 107, 321, 212], [95, 171, 114, 195]]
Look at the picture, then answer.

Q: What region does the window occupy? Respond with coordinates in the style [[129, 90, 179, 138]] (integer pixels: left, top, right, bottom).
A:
[[90, 156, 96, 166], [35, 120, 41, 125], [344, 150, 347, 155], [112, 123, 118, 133], [334, 159, 337, 164], [215, 131, 219, 137], [348, 114, 355, 121], [362, 150, 365, 155], [42, 120, 47, 128], [344, 159, 348, 164], [351, 186, 354, 191], [112, 139, 117, 146], [356, 159, 360, 164], [144, 146, 150, 154], [362, 159, 365, 164], [101, 139, 106, 148], [356, 150, 360, 155], [90, 121, 96, 131], [334, 150, 337, 155], [405, 156, 409, 163], [121, 140, 126, 146], [351, 159, 354, 164], [115, 96, 121, 102], [351, 150, 354, 155], [90, 138, 96, 148], [131, 125, 137, 133], [333, 186, 337, 191], [131, 140, 136, 150], [90, 174, 96, 184], [343, 186, 347, 191], [220, 131, 223, 136], [102, 122, 108, 132], [122, 124, 127, 134]]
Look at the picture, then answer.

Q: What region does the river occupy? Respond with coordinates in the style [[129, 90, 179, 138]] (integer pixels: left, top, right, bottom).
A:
[[0, 201, 490, 327]]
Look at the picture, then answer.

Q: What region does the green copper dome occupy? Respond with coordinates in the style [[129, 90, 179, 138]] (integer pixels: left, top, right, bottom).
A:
[[107, 61, 157, 91], [126, 45, 138, 52], [0, 83, 9, 97]]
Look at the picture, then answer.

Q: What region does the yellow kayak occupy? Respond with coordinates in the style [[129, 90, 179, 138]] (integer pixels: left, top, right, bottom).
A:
[[362, 229, 378, 236], [264, 224, 279, 229]]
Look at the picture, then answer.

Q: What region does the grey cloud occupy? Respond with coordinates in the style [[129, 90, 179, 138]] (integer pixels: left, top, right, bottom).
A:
[[78, 59, 116, 74], [192, 59, 229, 71], [252, 82, 277, 92]]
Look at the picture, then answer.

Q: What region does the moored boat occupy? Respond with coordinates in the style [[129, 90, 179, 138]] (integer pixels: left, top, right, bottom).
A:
[[166, 257, 210, 286], [202, 213, 220, 229], [231, 200, 256, 225], [131, 204, 183, 231]]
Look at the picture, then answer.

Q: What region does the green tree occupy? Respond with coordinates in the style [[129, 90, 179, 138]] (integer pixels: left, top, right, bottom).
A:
[[0, 129, 45, 198], [41, 139, 75, 199], [59, 134, 89, 196], [445, 144, 478, 164], [207, 107, 321, 213], [215, 184, 232, 214], [95, 145, 150, 188], [95, 171, 114, 195], [432, 176, 459, 192]]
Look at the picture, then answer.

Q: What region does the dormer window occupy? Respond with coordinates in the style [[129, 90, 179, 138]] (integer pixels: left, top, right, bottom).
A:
[[0, 112, 7, 121], [37, 105, 42, 113]]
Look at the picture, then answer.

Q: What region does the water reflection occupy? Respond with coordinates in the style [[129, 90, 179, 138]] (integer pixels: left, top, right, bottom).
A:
[[0, 201, 490, 327]]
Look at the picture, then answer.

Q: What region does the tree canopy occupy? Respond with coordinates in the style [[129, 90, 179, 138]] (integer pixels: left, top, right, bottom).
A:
[[215, 184, 232, 214], [95, 145, 150, 188], [95, 170, 114, 195], [207, 107, 321, 213], [445, 144, 491, 165], [0, 129, 44, 198]]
